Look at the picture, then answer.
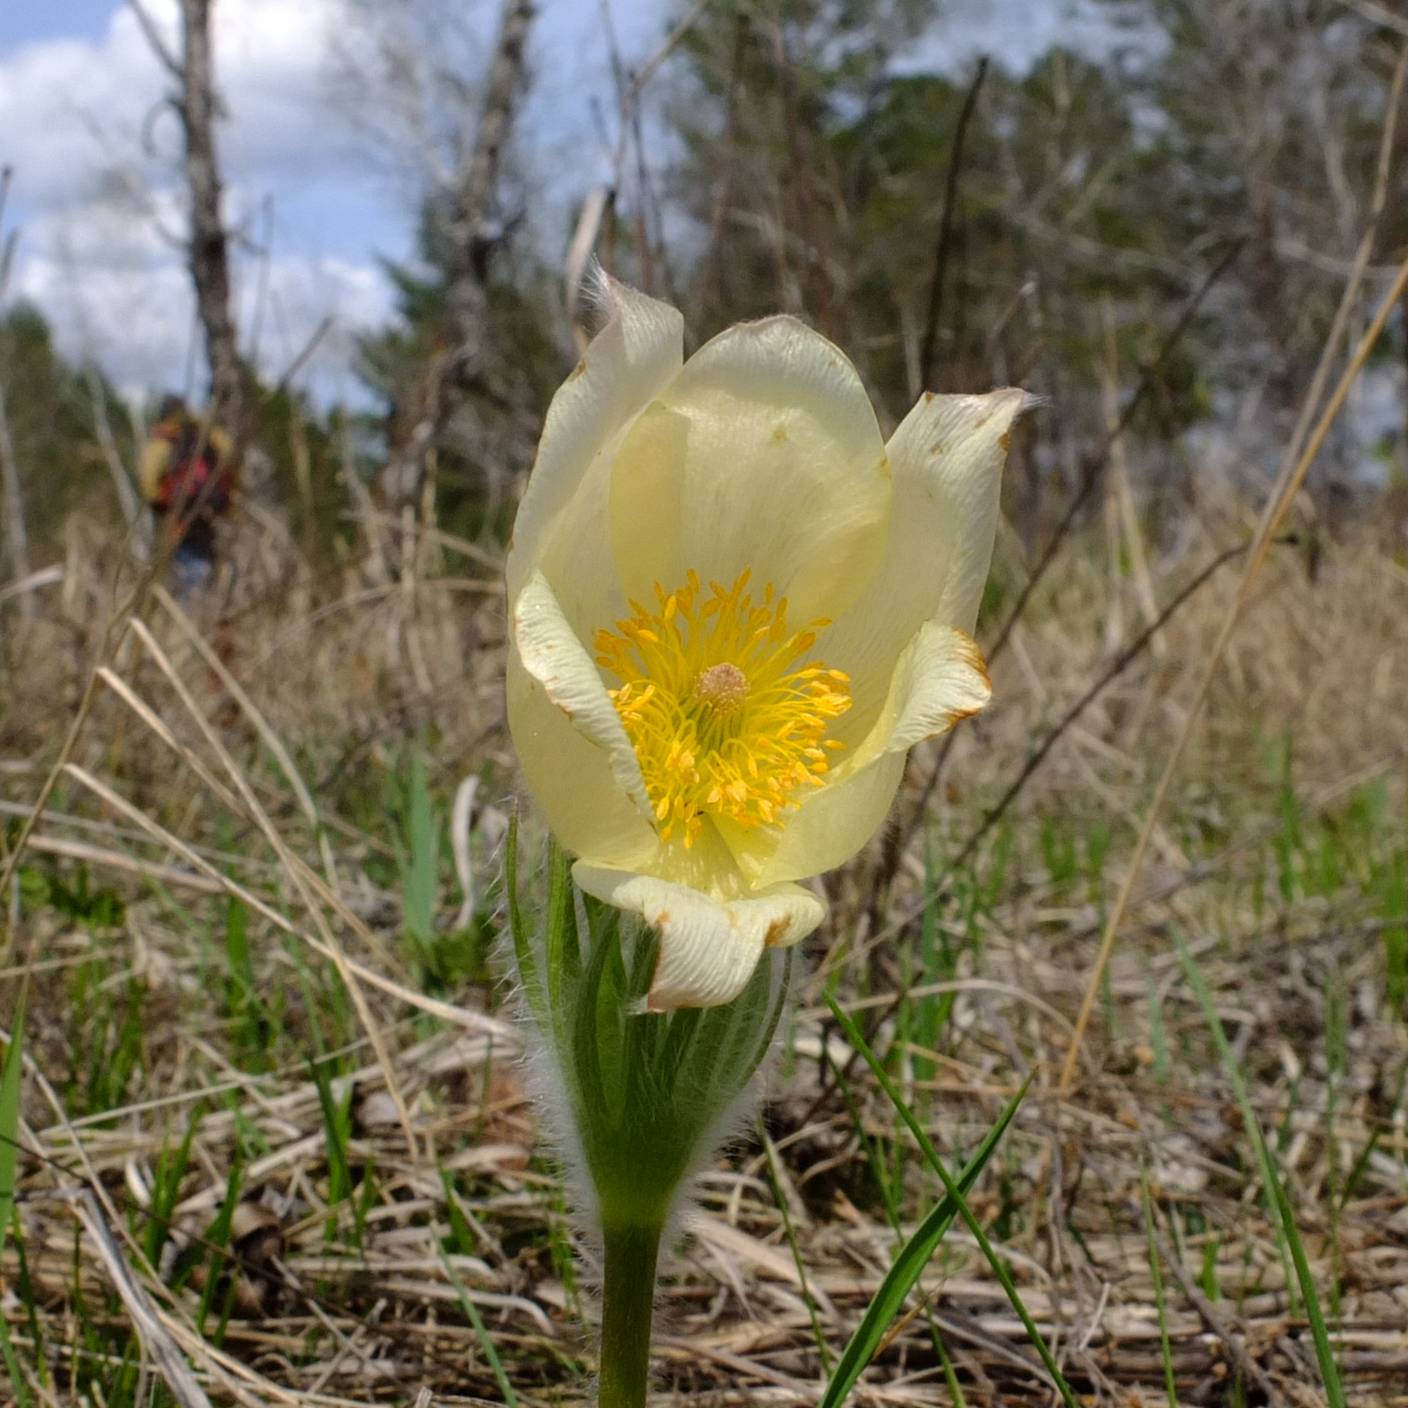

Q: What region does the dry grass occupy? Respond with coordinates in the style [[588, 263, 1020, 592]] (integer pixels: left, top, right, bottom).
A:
[[2, 484, 1407, 1406]]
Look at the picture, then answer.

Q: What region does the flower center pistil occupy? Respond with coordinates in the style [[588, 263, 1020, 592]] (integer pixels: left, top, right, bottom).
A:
[[693, 662, 748, 712], [594, 570, 851, 847]]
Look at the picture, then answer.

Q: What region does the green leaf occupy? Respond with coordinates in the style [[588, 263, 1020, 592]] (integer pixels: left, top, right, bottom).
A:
[[819, 1076, 1027, 1408], [311, 1059, 353, 1242], [399, 752, 439, 953]]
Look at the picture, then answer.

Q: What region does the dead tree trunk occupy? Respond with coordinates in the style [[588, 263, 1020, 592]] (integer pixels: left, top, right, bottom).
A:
[[377, 0, 536, 510], [131, 0, 244, 428], [177, 0, 243, 425]]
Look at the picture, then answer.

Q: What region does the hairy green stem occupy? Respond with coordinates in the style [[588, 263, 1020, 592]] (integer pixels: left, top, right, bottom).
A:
[[597, 1220, 662, 1408]]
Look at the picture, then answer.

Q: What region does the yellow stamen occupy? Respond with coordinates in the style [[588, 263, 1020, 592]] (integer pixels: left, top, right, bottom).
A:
[[595, 570, 851, 848]]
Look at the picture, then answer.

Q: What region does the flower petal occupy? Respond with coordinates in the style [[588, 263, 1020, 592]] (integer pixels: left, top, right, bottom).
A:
[[573, 862, 825, 1011], [608, 315, 891, 623], [880, 622, 992, 755], [822, 387, 1025, 743], [738, 622, 991, 886], [507, 276, 683, 607], [506, 643, 659, 868], [511, 569, 655, 830]]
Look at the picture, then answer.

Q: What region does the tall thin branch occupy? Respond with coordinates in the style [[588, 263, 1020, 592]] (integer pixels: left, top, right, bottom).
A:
[[919, 57, 988, 389], [0, 381, 29, 596], [0, 166, 31, 600]]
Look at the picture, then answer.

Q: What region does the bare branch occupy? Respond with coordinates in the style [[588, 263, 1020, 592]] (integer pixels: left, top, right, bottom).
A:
[[268, 315, 335, 396], [84, 366, 147, 543], [127, 0, 182, 79], [919, 56, 989, 390]]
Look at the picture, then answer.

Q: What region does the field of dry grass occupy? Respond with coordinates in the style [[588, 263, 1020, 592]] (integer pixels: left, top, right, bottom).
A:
[[1, 480, 1407, 1406]]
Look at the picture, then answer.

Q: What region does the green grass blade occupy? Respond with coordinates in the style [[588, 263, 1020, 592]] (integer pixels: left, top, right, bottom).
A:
[[441, 1250, 519, 1406], [1175, 935, 1296, 1302], [311, 1060, 353, 1242], [0, 997, 26, 1257], [196, 1160, 244, 1333], [1177, 933, 1344, 1407], [818, 1076, 1027, 1408], [1269, 1160, 1346, 1408], [0, 1001, 27, 1404], [1140, 1169, 1178, 1408], [761, 1124, 833, 1377], [0, 1310, 31, 1408], [825, 994, 1075, 1407], [935, 1329, 965, 1408]]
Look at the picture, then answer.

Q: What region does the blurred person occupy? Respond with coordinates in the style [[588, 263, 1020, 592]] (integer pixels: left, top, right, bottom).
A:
[[138, 394, 235, 599]]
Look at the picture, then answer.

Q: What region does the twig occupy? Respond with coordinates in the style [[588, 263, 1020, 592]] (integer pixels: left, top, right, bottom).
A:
[[0, 379, 29, 597], [988, 238, 1246, 669], [450, 773, 481, 930], [0, 165, 17, 300], [0, 230, 16, 305], [1142, 1207, 1282, 1404], [85, 364, 146, 540], [127, 0, 182, 77], [919, 57, 989, 389], [267, 314, 334, 395], [1344, 0, 1408, 41], [947, 537, 1265, 875], [59, 1187, 214, 1408], [0, 168, 30, 597], [621, 0, 711, 104], [0, 565, 62, 607]]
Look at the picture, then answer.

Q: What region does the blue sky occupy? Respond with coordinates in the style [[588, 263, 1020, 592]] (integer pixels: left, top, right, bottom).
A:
[[0, 0, 116, 46], [0, 1, 1116, 404]]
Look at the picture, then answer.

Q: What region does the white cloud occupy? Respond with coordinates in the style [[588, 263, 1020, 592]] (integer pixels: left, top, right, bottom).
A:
[[13, 190, 391, 400], [0, 0, 389, 400], [0, 0, 360, 204]]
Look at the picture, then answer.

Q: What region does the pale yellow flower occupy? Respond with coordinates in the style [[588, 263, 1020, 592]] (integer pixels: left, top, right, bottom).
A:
[[507, 277, 1025, 1011]]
